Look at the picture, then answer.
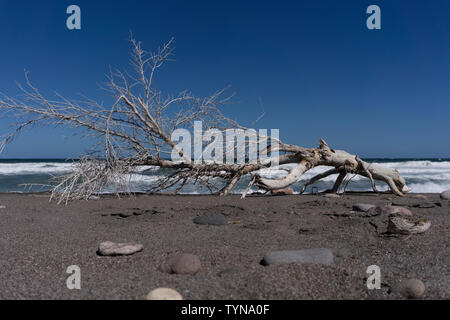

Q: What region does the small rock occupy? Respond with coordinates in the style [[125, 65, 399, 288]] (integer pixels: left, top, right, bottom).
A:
[[88, 196, 100, 200], [262, 248, 334, 266], [270, 188, 294, 196], [97, 241, 143, 256], [352, 203, 376, 212], [367, 205, 412, 216], [146, 288, 183, 300], [401, 279, 426, 299], [160, 253, 201, 275], [324, 194, 340, 198], [440, 190, 450, 200], [193, 213, 228, 226], [0, 205, 5, 209]]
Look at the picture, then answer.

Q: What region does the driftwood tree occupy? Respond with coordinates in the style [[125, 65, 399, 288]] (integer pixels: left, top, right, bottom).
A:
[[0, 38, 409, 203]]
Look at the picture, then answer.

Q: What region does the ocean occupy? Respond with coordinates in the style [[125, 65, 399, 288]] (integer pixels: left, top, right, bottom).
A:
[[0, 159, 449, 194]]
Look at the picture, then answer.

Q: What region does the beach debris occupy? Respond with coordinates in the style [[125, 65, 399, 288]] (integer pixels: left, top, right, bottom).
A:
[[88, 195, 100, 200], [352, 203, 376, 212], [97, 241, 143, 256], [270, 188, 294, 196], [367, 205, 412, 216], [160, 253, 201, 275], [400, 279, 426, 299], [440, 190, 450, 200], [146, 288, 183, 300], [387, 216, 431, 235], [0, 205, 5, 209], [193, 213, 228, 226], [261, 248, 334, 266]]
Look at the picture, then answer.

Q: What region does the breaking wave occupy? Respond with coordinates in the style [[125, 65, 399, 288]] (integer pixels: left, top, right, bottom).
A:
[[0, 159, 449, 194]]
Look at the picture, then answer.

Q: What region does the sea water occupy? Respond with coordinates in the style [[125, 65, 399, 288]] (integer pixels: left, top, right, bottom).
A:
[[0, 158, 449, 194]]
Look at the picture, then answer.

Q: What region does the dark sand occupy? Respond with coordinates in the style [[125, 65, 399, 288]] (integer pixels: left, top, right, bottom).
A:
[[0, 193, 448, 300]]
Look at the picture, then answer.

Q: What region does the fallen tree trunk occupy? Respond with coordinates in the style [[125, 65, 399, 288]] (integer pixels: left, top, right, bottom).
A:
[[0, 38, 409, 202], [254, 139, 409, 196]]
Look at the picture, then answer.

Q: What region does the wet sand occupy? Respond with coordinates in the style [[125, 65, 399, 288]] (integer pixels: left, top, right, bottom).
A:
[[0, 192, 448, 299]]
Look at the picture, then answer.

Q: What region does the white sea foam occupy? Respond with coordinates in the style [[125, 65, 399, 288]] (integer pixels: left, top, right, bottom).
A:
[[0, 162, 75, 175], [254, 161, 450, 193], [0, 160, 449, 193]]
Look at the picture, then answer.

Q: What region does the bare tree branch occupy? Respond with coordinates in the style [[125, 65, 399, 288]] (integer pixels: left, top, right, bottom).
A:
[[0, 37, 409, 202]]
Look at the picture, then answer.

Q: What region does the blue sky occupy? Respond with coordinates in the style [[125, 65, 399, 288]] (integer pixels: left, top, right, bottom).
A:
[[0, 0, 449, 158]]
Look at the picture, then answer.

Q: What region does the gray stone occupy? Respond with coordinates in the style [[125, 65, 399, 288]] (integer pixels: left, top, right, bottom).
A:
[[262, 248, 334, 266], [193, 213, 228, 226], [97, 241, 143, 256], [352, 203, 376, 212], [401, 279, 426, 299], [160, 253, 201, 275], [440, 190, 450, 200], [367, 205, 412, 216], [0, 205, 5, 209]]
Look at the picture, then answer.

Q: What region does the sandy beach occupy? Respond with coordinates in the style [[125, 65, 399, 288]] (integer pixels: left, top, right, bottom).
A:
[[0, 192, 448, 300]]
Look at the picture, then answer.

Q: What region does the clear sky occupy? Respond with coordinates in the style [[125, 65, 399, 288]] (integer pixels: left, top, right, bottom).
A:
[[0, 0, 449, 158]]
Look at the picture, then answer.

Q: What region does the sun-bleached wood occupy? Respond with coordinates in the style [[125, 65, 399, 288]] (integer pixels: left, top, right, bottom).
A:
[[0, 38, 409, 202]]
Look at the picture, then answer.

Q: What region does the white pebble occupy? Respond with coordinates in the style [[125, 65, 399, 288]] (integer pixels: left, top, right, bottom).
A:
[[146, 288, 183, 300], [402, 279, 425, 299]]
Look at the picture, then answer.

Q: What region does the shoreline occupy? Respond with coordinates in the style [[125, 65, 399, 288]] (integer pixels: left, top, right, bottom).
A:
[[0, 192, 448, 299]]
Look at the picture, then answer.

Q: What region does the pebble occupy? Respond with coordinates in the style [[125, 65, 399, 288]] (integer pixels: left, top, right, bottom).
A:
[[97, 241, 143, 256], [160, 253, 201, 275], [262, 248, 334, 266], [146, 288, 183, 300], [193, 213, 228, 226], [440, 190, 450, 200], [367, 205, 412, 216], [0, 205, 5, 209], [352, 203, 376, 212], [401, 279, 426, 299], [270, 188, 294, 196]]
